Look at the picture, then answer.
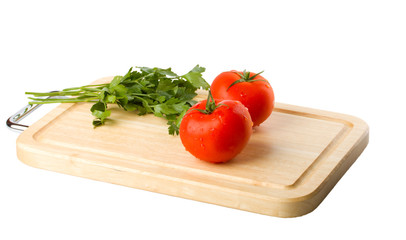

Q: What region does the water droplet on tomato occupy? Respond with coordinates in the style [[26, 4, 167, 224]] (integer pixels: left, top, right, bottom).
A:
[[240, 91, 247, 98], [209, 128, 215, 137], [200, 143, 205, 149], [218, 115, 223, 123]]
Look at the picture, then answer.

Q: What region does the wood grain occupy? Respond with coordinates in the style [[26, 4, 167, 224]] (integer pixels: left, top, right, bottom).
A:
[[16, 77, 369, 217]]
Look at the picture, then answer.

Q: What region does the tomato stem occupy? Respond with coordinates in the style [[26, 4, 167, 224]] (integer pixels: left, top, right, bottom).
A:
[[227, 70, 267, 91], [193, 90, 225, 114]]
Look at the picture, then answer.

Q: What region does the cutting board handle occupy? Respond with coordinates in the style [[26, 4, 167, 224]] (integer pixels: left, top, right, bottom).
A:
[[6, 92, 64, 132], [6, 102, 44, 132]]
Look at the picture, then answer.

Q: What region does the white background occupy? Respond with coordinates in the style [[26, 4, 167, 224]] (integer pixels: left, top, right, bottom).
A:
[[1, 0, 405, 239]]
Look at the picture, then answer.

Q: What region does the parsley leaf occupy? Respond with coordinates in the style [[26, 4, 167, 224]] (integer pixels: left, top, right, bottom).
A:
[[182, 65, 210, 90]]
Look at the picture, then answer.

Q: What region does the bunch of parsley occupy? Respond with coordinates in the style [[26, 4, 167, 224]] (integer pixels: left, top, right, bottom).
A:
[[26, 65, 210, 135]]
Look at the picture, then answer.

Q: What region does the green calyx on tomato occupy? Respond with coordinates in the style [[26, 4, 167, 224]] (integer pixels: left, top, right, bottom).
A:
[[227, 70, 266, 91], [192, 90, 227, 115]]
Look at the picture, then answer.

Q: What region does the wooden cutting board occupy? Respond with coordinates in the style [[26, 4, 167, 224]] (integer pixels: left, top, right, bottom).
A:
[[16, 77, 369, 218]]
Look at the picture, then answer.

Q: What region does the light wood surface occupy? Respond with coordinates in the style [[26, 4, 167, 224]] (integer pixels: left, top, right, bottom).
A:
[[16, 77, 369, 218]]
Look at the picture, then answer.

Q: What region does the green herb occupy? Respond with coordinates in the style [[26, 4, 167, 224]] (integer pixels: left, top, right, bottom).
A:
[[26, 65, 210, 135]]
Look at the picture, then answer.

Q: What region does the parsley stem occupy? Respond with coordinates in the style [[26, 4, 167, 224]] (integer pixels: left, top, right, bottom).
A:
[[28, 97, 99, 104], [79, 87, 103, 92], [25, 91, 98, 97], [63, 84, 108, 91]]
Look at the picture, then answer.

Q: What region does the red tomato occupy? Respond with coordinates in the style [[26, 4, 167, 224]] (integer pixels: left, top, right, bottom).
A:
[[179, 97, 253, 163], [211, 70, 275, 126]]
